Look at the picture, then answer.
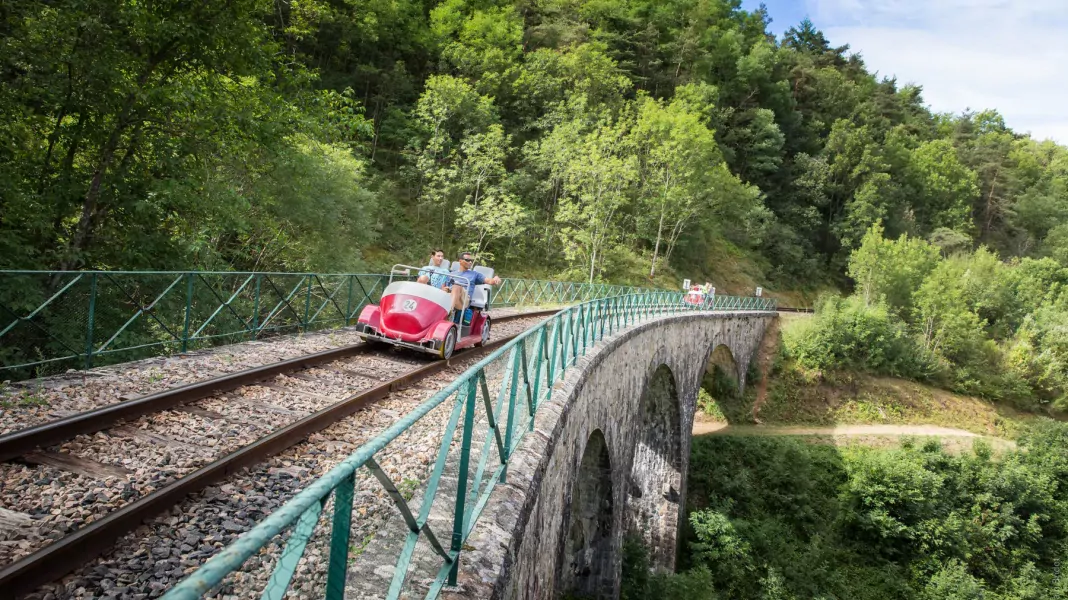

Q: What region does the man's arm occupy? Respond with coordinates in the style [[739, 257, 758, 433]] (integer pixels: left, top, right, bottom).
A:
[[474, 271, 502, 286]]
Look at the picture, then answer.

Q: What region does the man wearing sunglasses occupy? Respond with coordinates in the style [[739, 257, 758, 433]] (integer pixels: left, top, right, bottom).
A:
[[447, 251, 502, 312]]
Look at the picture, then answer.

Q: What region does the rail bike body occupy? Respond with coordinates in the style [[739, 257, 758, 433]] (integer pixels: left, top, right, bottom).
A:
[[683, 286, 706, 306], [355, 264, 494, 359]]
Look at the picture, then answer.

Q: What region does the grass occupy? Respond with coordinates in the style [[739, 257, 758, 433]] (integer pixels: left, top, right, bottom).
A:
[[693, 312, 1037, 441], [754, 362, 1035, 439], [349, 533, 376, 563], [697, 388, 727, 421], [397, 478, 419, 501], [0, 386, 50, 409], [733, 312, 1039, 440]]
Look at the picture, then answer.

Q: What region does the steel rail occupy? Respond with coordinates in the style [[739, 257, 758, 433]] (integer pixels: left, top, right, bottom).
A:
[[0, 310, 558, 599], [0, 345, 369, 462], [0, 310, 557, 462]]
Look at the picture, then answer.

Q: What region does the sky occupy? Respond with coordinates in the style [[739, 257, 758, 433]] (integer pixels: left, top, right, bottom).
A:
[[740, 0, 1068, 144]]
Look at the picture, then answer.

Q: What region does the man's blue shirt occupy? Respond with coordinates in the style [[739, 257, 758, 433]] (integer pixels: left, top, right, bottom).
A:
[[419, 264, 451, 289], [450, 268, 486, 297]]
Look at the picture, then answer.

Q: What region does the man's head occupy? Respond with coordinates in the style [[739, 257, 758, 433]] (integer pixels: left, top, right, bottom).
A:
[[430, 249, 444, 266], [457, 252, 474, 269]]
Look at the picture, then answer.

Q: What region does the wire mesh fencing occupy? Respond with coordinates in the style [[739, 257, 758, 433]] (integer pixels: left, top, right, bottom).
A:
[[0, 271, 658, 381]]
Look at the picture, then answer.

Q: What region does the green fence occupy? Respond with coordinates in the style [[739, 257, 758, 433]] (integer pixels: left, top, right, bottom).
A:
[[162, 290, 775, 600], [0, 271, 652, 380]]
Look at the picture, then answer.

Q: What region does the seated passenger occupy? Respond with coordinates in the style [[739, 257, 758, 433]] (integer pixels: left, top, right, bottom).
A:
[[417, 249, 451, 290], [446, 251, 502, 312]]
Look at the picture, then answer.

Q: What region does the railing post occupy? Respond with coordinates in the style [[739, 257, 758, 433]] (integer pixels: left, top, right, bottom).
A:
[[325, 472, 355, 600], [530, 328, 547, 427], [502, 347, 522, 478], [302, 275, 313, 332], [84, 273, 98, 370], [252, 274, 262, 337], [181, 273, 194, 353], [449, 381, 479, 585], [345, 276, 355, 325]]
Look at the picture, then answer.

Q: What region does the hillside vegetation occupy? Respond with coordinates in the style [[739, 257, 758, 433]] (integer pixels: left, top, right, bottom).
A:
[[624, 424, 1068, 600], [778, 225, 1068, 415], [3, 1, 1068, 293]]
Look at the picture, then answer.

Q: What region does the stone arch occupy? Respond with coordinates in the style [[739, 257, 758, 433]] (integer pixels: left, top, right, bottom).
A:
[[625, 364, 683, 571], [700, 343, 745, 423], [433, 313, 776, 600], [561, 429, 614, 599]]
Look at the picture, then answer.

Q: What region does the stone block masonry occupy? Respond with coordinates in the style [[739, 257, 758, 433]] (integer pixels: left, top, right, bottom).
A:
[[439, 311, 774, 600]]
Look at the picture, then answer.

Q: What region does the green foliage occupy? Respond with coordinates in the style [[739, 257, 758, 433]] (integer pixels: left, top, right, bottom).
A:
[[848, 223, 941, 317], [620, 533, 651, 600], [701, 363, 750, 422], [697, 387, 727, 421], [784, 295, 934, 379], [4, 0, 1068, 316], [921, 562, 985, 600], [646, 567, 721, 600], [789, 225, 1068, 412], [621, 532, 722, 600], [673, 425, 1068, 600]]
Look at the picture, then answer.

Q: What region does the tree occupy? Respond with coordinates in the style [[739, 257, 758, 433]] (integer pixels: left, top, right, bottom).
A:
[[412, 74, 499, 245], [0, 0, 293, 270], [1048, 224, 1068, 266], [907, 139, 979, 233], [450, 125, 529, 258], [549, 111, 637, 283], [431, 0, 524, 96], [848, 223, 941, 316], [629, 88, 723, 277]]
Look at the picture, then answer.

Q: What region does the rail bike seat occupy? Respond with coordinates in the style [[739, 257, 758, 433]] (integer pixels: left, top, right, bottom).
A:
[[470, 266, 494, 309]]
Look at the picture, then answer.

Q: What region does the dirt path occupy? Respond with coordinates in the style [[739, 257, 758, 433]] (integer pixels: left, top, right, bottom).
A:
[[694, 422, 983, 437], [693, 421, 1017, 451]]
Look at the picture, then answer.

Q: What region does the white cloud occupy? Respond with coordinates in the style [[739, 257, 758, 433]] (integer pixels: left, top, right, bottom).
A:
[[804, 0, 1068, 143]]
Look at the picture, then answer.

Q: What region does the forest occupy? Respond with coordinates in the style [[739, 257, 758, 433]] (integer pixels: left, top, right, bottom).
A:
[[3, 0, 1067, 289], [6, 2, 1068, 598], [623, 424, 1068, 599], [786, 224, 1068, 413]]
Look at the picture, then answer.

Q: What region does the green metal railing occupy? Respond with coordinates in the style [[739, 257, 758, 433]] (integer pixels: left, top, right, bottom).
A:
[[162, 290, 776, 600], [0, 271, 651, 380]]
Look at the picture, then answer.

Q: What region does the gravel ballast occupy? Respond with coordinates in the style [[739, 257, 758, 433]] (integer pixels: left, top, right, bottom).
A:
[[0, 307, 538, 436], [4, 313, 552, 600]]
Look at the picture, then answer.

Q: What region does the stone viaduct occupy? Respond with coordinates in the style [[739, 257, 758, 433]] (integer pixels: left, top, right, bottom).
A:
[[440, 310, 775, 600]]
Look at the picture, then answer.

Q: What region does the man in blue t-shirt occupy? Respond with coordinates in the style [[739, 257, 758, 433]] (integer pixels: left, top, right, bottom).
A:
[[417, 249, 451, 289], [447, 251, 502, 311]]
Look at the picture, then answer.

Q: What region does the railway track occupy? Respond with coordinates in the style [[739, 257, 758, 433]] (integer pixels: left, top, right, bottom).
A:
[[0, 310, 556, 599]]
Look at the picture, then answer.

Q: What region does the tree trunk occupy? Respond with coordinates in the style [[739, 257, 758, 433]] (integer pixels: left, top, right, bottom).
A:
[[650, 200, 666, 278], [983, 168, 1000, 236], [59, 42, 173, 270], [664, 213, 689, 265], [370, 99, 381, 162], [589, 245, 597, 285], [64, 145, 117, 269]]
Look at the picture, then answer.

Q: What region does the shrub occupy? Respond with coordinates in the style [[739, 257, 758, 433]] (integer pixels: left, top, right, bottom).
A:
[[1006, 309, 1068, 410], [681, 424, 1068, 600], [848, 223, 942, 318], [783, 295, 936, 379]]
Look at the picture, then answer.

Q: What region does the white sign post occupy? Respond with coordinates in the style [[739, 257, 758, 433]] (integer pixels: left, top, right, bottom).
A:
[[682, 279, 691, 290], [755, 286, 763, 297]]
